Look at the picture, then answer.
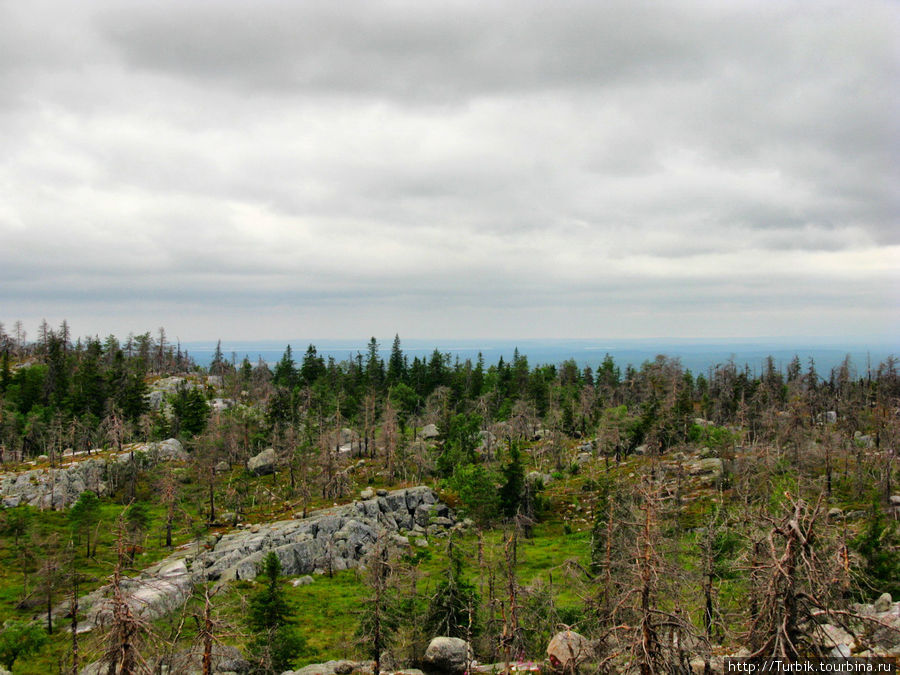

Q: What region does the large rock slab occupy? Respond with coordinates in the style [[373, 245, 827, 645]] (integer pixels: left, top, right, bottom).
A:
[[84, 553, 194, 628]]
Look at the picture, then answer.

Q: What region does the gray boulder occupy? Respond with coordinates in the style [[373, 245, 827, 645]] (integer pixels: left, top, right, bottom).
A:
[[527, 471, 552, 486], [547, 630, 592, 671], [247, 448, 277, 476], [424, 637, 470, 674], [421, 424, 440, 439], [152, 438, 188, 462], [874, 592, 893, 613], [688, 458, 723, 478]]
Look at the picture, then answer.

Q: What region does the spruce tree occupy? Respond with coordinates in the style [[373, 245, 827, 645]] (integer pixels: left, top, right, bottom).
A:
[[248, 552, 304, 674], [499, 442, 525, 519], [70, 491, 101, 557], [425, 537, 479, 639]]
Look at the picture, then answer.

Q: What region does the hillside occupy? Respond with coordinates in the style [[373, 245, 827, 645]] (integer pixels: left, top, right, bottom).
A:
[[0, 329, 898, 673]]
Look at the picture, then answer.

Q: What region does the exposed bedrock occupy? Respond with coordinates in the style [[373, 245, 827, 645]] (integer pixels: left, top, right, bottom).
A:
[[80, 486, 455, 628], [0, 439, 186, 509]]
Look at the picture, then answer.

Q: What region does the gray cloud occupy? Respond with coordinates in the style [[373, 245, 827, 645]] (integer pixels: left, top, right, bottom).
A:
[[1, 0, 897, 341]]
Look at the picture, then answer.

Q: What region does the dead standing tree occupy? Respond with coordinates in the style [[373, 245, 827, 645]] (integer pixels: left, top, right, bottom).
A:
[[357, 533, 403, 675], [98, 516, 153, 675], [599, 476, 699, 675], [745, 493, 841, 660], [499, 527, 526, 665]]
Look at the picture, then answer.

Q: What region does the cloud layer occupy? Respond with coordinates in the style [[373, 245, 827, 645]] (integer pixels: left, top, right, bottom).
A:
[[2, 1, 898, 340]]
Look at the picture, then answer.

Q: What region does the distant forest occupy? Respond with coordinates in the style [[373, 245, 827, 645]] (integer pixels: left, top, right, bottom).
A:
[[1, 319, 899, 466]]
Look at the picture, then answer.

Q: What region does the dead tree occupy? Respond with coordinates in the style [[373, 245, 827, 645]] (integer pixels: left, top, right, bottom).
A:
[[358, 533, 402, 675], [196, 584, 222, 675], [745, 494, 833, 659], [499, 527, 525, 665], [100, 517, 152, 674], [381, 398, 400, 483], [599, 476, 699, 675]]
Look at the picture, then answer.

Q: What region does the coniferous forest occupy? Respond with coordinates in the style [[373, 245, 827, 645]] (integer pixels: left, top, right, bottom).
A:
[[0, 321, 898, 673]]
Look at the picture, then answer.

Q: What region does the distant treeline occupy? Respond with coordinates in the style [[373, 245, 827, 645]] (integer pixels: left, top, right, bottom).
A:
[[1, 320, 899, 462]]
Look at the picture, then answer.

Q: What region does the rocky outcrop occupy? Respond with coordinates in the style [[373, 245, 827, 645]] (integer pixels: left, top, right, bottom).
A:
[[195, 486, 451, 581], [690, 596, 900, 673], [0, 439, 186, 509], [0, 458, 106, 509], [423, 637, 471, 674], [81, 642, 250, 675], [687, 457, 723, 478], [84, 557, 194, 628], [115, 438, 188, 464], [285, 660, 376, 675], [147, 376, 199, 411], [76, 487, 455, 631]]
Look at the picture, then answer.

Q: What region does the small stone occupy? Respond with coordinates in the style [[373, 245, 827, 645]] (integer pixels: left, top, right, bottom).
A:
[[333, 660, 356, 674], [376, 489, 388, 497], [292, 575, 314, 587], [360, 488, 375, 500], [415, 538, 429, 547], [830, 644, 852, 658]]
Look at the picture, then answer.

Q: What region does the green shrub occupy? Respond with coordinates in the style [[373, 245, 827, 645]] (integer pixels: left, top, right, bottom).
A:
[[0, 620, 47, 669]]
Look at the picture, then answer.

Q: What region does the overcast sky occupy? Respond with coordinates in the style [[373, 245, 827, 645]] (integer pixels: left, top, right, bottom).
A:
[[1, 0, 898, 343]]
